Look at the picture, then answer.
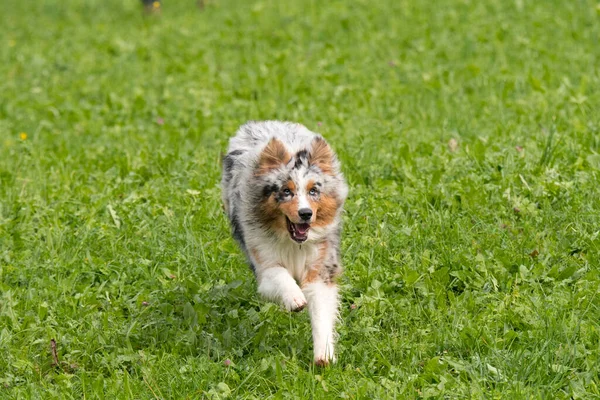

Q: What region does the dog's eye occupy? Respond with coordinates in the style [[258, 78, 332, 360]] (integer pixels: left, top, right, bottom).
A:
[[309, 188, 318, 196], [283, 188, 292, 196]]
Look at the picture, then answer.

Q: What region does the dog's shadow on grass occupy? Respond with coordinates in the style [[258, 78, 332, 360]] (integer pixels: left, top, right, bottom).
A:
[[128, 276, 313, 363]]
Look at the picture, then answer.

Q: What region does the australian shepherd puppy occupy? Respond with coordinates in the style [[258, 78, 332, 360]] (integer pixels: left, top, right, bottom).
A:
[[221, 121, 348, 366]]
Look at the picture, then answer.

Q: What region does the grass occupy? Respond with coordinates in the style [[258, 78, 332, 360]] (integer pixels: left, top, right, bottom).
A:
[[1, 0, 599, 398]]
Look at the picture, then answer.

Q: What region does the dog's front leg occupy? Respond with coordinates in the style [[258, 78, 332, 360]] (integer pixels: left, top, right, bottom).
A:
[[303, 281, 339, 366], [256, 266, 307, 311]]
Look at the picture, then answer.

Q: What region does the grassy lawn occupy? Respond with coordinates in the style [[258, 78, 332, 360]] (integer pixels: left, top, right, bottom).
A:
[[1, 0, 600, 397]]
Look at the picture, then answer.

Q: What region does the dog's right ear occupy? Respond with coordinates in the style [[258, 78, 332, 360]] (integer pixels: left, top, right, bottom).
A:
[[257, 138, 290, 174]]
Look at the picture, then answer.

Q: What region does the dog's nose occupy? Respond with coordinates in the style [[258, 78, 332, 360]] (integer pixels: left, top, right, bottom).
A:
[[298, 208, 313, 221]]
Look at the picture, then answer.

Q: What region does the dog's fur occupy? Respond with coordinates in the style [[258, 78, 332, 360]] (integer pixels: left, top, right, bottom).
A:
[[221, 121, 348, 365]]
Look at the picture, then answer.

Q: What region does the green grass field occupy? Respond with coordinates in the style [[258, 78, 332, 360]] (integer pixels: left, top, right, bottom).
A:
[[1, 0, 600, 398]]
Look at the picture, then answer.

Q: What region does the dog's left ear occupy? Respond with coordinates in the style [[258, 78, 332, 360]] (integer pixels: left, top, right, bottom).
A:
[[309, 137, 334, 174]]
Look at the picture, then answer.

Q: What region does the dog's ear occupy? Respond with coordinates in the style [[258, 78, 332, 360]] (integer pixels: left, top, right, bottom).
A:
[[257, 138, 290, 174], [309, 137, 333, 174]]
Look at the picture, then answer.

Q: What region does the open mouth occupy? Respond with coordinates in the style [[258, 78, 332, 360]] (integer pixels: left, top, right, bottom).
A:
[[286, 217, 310, 243]]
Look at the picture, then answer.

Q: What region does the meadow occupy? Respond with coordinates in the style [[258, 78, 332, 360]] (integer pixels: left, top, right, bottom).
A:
[[1, 0, 599, 398]]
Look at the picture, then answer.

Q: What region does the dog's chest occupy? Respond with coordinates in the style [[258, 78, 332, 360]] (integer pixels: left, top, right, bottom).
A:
[[275, 242, 319, 282]]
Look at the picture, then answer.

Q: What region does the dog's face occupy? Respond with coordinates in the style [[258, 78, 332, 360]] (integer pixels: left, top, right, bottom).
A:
[[253, 137, 343, 243]]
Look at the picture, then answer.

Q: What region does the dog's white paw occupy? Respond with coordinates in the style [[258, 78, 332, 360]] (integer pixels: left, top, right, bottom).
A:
[[283, 291, 307, 312], [314, 351, 335, 367], [314, 339, 336, 366]]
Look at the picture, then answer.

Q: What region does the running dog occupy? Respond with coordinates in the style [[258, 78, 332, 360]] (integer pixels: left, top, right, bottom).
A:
[[221, 121, 348, 365]]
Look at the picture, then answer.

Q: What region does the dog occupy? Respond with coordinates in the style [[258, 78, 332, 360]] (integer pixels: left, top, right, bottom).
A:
[[221, 121, 348, 365]]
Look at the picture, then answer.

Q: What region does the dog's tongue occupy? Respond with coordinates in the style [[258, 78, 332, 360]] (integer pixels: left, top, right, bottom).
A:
[[295, 223, 310, 235]]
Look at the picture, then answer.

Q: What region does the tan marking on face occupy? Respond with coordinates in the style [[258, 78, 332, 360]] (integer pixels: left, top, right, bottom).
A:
[[258, 179, 301, 234], [257, 138, 291, 175], [257, 193, 287, 234], [279, 196, 299, 223], [309, 137, 333, 175], [311, 193, 338, 227], [286, 180, 296, 192]]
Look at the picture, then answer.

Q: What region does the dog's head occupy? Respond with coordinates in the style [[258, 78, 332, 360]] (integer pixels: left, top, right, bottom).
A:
[[252, 136, 347, 243]]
